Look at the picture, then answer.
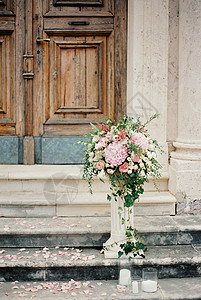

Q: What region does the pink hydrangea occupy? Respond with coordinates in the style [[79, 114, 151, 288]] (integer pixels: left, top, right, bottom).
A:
[[104, 142, 128, 167], [131, 133, 148, 152]]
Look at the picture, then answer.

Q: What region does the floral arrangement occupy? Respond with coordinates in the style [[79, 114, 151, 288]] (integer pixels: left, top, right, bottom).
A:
[[79, 115, 162, 258]]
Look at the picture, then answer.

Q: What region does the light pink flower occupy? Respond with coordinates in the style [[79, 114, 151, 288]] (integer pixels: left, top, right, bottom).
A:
[[105, 142, 128, 166], [133, 154, 140, 162], [119, 162, 129, 173], [97, 160, 105, 170], [132, 133, 148, 152]]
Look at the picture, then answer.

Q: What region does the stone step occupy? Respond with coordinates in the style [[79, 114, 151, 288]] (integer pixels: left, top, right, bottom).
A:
[[0, 191, 176, 217], [0, 245, 200, 282], [0, 165, 175, 217], [0, 278, 201, 299], [0, 215, 201, 248]]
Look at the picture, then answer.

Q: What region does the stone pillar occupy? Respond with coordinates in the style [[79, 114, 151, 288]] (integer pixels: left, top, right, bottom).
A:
[[169, 0, 201, 214], [104, 197, 134, 259]]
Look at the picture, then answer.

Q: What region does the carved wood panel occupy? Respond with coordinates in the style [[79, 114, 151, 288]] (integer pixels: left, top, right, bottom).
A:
[[0, 0, 14, 14], [43, 33, 114, 135], [53, 0, 104, 6], [0, 33, 15, 135], [44, 0, 114, 16]]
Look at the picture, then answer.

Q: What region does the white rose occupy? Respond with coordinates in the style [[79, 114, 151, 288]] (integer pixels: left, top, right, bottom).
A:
[[128, 170, 132, 174], [133, 165, 138, 170], [139, 162, 144, 168]]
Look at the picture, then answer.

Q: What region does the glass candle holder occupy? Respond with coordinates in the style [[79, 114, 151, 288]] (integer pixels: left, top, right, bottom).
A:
[[132, 275, 141, 295], [118, 257, 131, 286], [142, 268, 158, 293]]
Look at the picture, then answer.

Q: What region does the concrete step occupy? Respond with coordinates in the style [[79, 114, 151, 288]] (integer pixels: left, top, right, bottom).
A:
[[0, 216, 200, 248], [0, 277, 201, 300], [0, 165, 175, 217], [0, 245, 200, 282], [0, 278, 201, 299]]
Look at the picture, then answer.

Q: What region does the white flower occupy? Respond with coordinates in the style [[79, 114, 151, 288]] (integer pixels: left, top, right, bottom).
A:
[[152, 152, 157, 159], [107, 169, 114, 174], [149, 144, 154, 151], [128, 170, 132, 174], [146, 161, 152, 167], [147, 151, 152, 159], [113, 135, 119, 141], [133, 165, 138, 170], [89, 152, 94, 157], [93, 135, 99, 143], [140, 170, 145, 177], [142, 156, 148, 162], [89, 157, 93, 163], [139, 162, 144, 168]]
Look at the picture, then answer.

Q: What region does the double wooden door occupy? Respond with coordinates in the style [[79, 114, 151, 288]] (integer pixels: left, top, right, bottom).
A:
[[0, 0, 127, 164]]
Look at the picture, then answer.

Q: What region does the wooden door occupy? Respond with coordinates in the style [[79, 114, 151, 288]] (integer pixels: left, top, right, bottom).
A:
[[0, 0, 127, 164]]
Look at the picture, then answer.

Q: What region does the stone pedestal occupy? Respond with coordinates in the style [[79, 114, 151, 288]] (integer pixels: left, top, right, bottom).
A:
[[169, 0, 201, 214], [104, 197, 134, 259]]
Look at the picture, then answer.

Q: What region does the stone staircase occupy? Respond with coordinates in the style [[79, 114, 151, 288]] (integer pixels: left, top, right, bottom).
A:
[[0, 215, 200, 299], [0, 165, 176, 217]]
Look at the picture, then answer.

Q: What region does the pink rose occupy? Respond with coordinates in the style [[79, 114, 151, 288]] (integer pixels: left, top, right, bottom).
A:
[[97, 160, 105, 170], [119, 162, 129, 173], [133, 154, 140, 162]]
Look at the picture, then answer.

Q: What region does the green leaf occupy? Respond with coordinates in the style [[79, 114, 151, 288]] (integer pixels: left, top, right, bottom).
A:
[[99, 178, 105, 183], [107, 194, 111, 201], [90, 122, 99, 132], [118, 251, 124, 258], [121, 218, 125, 225]]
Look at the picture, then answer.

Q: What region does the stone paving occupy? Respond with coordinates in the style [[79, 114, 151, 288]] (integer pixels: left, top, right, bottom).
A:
[[0, 278, 201, 299]]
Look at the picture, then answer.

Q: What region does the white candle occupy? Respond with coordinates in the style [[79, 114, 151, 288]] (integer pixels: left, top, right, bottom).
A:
[[132, 280, 139, 294], [142, 280, 157, 292], [119, 269, 131, 286]]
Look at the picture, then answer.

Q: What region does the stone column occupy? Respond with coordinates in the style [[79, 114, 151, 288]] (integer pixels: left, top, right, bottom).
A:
[[169, 0, 201, 214]]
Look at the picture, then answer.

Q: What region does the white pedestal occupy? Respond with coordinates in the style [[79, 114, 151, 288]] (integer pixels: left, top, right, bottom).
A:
[[104, 197, 134, 258]]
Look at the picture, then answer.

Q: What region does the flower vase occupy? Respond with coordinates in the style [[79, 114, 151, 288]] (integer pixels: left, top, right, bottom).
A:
[[103, 196, 134, 259]]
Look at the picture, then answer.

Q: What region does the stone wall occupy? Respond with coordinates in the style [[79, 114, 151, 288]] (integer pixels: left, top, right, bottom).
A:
[[127, 0, 201, 214]]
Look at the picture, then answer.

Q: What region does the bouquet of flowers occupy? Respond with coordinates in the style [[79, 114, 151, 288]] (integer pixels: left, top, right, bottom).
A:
[[79, 114, 162, 258]]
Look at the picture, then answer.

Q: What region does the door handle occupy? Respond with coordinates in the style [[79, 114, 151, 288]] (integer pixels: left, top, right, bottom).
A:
[[36, 38, 51, 43], [68, 21, 90, 25]]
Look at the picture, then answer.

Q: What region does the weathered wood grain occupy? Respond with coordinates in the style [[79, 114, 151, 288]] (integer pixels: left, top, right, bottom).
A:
[[114, 0, 128, 121]]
